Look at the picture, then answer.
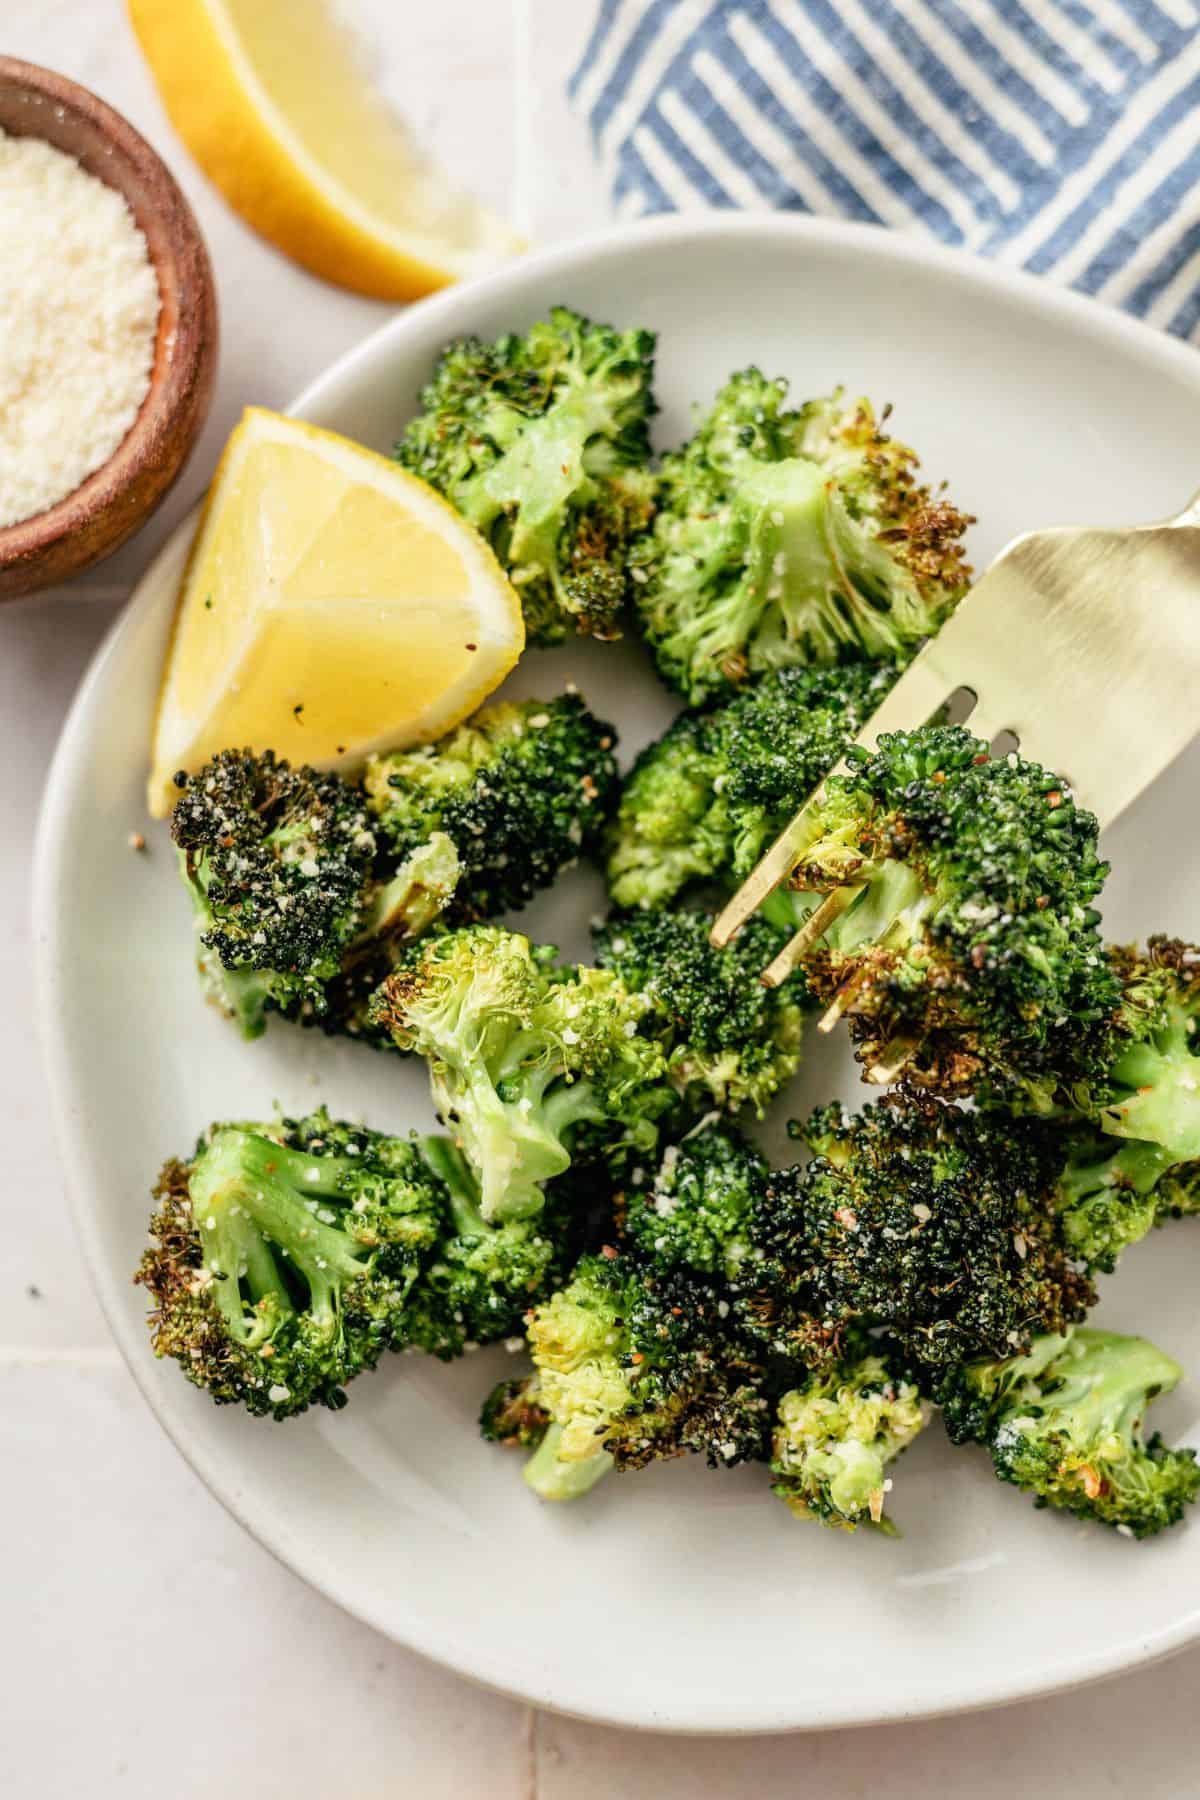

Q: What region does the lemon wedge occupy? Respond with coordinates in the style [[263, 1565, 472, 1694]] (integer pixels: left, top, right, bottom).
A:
[[127, 0, 524, 299], [147, 407, 524, 817]]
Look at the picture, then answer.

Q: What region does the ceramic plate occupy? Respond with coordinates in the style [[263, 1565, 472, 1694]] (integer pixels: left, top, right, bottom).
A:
[[35, 216, 1200, 1732]]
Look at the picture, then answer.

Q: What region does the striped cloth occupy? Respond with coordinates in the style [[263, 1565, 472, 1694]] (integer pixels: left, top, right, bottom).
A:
[[570, 0, 1200, 340]]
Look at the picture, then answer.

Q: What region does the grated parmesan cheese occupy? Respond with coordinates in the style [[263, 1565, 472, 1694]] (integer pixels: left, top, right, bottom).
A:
[[0, 129, 160, 528]]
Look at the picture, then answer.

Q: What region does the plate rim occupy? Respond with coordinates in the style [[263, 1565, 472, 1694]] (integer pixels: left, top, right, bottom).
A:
[[33, 210, 1200, 1735]]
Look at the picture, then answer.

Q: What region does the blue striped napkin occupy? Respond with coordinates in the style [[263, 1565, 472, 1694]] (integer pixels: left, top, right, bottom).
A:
[[571, 0, 1200, 340]]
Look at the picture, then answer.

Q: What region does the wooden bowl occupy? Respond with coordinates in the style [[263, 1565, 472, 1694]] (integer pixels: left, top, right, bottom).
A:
[[0, 58, 218, 598]]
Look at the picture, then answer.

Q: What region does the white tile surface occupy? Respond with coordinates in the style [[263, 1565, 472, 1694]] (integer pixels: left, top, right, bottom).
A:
[[7, 1, 1200, 1793]]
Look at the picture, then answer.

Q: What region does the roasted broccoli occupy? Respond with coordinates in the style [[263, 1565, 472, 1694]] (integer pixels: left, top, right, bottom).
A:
[[618, 1118, 769, 1286], [137, 1111, 443, 1416], [632, 372, 971, 704], [171, 750, 383, 1039], [593, 908, 809, 1116], [364, 692, 618, 917], [778, 725, 1114, 1100], [771, 1337, 929, 1533], [494, 1251, 772, 1501], [370, 926, 674, 1222], [394, 307, 657, 643], [1073, 939, 1200, 1165], [136, 1111, 565, 1414], [606, 661, 899, 915], [749, 1099, 1095, 1373], [940, 1328, 1200, 1537], [1049, 1127, 1175, 1274]]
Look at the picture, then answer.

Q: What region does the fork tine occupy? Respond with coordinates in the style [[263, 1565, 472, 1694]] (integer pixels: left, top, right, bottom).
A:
[[709, 783, 832, 946], [760, 885, 861, 988]]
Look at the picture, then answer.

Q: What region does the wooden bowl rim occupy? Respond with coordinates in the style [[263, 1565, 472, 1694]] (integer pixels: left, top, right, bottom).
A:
[[0, 56, 215, 571]]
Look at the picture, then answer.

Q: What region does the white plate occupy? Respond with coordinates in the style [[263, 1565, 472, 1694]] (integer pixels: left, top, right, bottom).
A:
[[35, 216, 1200, 1734]]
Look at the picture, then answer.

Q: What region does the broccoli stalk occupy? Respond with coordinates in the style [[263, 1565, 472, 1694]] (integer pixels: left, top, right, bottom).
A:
[[1092, 940, 1200, 1164], [370, 926, 672, 1222], [395, 307, 657, 643], [633, 373, 971, 705], [771, 1344, 929, 1533], [940, 1328, 1200, 1537]]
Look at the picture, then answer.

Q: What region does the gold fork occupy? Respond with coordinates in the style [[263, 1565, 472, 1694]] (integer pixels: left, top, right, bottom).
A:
[[710, 491, 1200, 991]]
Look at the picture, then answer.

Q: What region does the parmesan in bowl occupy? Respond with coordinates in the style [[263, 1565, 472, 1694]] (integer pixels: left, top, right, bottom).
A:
[[0, 128, 160, 530]]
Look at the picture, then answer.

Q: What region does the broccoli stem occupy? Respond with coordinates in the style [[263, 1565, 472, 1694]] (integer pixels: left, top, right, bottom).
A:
[[523, 1423, 614, 1501], [418, 1136, 488, 1238], [189, 1131, 368, 1342], [1105, 1003, 1200, 1161]]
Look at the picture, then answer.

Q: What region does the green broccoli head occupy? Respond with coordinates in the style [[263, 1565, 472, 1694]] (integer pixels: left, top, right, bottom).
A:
[[364, 692, 618, 916], [593, 908, 810, 1117], [619, 1120, 769, 1285], [940, 1328, 1200, 1537], [749, 1098, 1095, 1372], [606, 661, 899, 914], [1050, 1127, 1174, 1274], [136, 1110, 444, 1417], [370, 926, 674, 1223], [515, 1251, 772, 1500], [171, 750, 379, 1039], [632, 372, 972, 705], [771, 1337, 929, 1533], [394, 307, 657, 644], [136, 1112, 567, 1411], [1087, 939, 1200, 1165], [783, 726, 1115, 1101]]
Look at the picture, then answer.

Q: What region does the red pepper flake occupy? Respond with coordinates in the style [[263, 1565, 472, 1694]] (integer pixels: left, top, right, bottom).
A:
[[465, 643, 477, 652], [630, 1352, 644, 1364], [931, 769, 947, 783], [1046, 790, 1063, 808], [971, 944, 988, 969], [972, 753, 989, 765], [600, 1243, 618, 1261]]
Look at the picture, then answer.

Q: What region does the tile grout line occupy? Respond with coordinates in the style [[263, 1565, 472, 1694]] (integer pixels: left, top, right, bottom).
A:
[[524, 1705, 538, 1800]]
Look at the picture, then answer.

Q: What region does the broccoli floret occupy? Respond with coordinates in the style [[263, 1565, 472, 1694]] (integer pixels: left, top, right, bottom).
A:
[[1081, 939, 1200, 1165], [632, 373, 971, 704], [512, 1252, 771, 1500], [136, 1112, 564, 1412], [606, 661, 898, 914], [480, 1374, 551, 1450], [749, 1098, 1094, 1372], [781, 726, 1114, 1100], [771, 1338, 929, 1533], [136, 1110, 444, 1417], [370, 926, 674, 1223], [1050, 1127, 1174, 1274], [402, 1137, 564, 1359], [593, 909, 810, 1117], [172, 750, 380, 1039], [940, 1328, 1200, 1537], [619, 1119, 769, 1285], [364, 693, 619, 917], [395, 307, 657, 643]]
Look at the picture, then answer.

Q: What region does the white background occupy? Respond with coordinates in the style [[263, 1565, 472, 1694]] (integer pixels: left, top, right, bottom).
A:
[[5, 3, 1200, 1792]]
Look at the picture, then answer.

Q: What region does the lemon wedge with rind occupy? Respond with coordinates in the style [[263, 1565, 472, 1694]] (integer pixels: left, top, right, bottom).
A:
[[148, 407, 524, 817], [128, 0, 524, 300]]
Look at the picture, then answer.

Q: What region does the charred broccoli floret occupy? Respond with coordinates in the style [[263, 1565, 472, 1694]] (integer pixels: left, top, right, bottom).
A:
[[619, 1118, 769, 1285], [940, 1328, 1200, 1537], [136, 1111, 443, 1416], [593, 908, 809, 1117], [606, 661, 898, 914], [364, 693, 618, 917], [632, 372, 971, 704], [394, 307, 657, 643], [137, 1112, 564, 1412], [750, 1099, 1095, 1372], [508, 1251, 772, 1500], [370, 926, 674, 1223], [771, 1337, 929, 1533], [171, 750, 382, 1039], [1049, 1127, 1174, 1274], [480, 1375, 552, 1450], [780, 726, 1114, 1100]]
